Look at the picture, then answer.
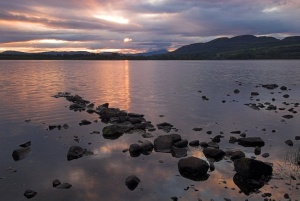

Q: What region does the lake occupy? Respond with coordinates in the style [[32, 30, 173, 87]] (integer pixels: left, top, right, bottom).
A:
[[0, 60, 299, 201]]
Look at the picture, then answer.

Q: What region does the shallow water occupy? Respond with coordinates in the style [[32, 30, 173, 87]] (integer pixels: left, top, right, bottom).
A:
[[0, 60, 299, 201]]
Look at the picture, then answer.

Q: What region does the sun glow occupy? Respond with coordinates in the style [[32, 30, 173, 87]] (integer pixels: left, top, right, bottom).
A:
[[94, 15, 129, 24], [123, 38, 132, 43], [263, 7, 280, 13], [36, 39, 67, 44]]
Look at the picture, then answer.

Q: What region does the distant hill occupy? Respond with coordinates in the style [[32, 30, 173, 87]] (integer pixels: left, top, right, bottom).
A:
[[1, 35, 300, 60], [167, 35, 300, 59]]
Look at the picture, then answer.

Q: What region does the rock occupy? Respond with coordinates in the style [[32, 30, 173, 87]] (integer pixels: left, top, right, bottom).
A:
[[230, 151, 246, 161], [129, 144, 142, 157], [229, 136, 238, 144], [128, 113, 144, 118], [295, 136, 300, 140], [102, 124, 133, 139], [79, 119, 91, 126], [12, 147, 31, 161], [285, 140, 293, 147], [238, 137, 265, 147], [174, 139, 188, 148], [97, 108, 122, 122], [52, 179, 61, 187], [178, 157, 209, 181], [125, 175, 140, 191], [202, 96, 209, 100], [193, 127, 202, 131], [284, 193, 290, 199], [234, 89, 240, 94], [207, 141, 219, 149], [282, 114, 294, 119], [19, 141, 31, 148], [254, 147, 261, 155], [24, 190, 37, 199], [203, 148, 225, 161], [154, 134, 181, 153], [171, 197, 178, 201], [63, 124, 69, 129], [280, 86, 287, 90], [199, 142, 209, 148], [157, 122, 174, 133], [212, 135, 222, 143], [142, 133, 154, 138], [171, 147, 187, 158], [230, 131, 241, 134], [251, 92, 259, 96], [140, 140, 154, 155], [261, 153, 270, 158], [69, 103, 86, 111], [189, 140, 200, 146], [67, 146, 92, 161], [48, 125, 58, 130], [262, 84, 278, 90], [206, 131, 212, 135], [56, 183, 72, 189], [234, 158, 273, 179], [233, 173, 267, 195], [283, 94, 290, 98], [90, 131, 100, 134]]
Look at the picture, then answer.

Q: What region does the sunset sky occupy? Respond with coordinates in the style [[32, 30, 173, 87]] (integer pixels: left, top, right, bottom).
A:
[[0, 0, 299, 53]]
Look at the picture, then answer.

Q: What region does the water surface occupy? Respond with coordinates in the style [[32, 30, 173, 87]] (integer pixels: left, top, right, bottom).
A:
[[0, 60, 299, 201]]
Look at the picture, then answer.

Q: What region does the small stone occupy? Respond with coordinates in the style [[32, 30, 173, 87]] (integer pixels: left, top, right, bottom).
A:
[[282, 115, 293, 119], [79, 119, 91, 126], [295, 136, 300, 140], [63, 124, 69, 129], [193, 127, 202, 131], [189, 140, 200, 146], [19, 141, 31, 148], [52, 179, 61, 187], [285, 140, 293, 147], [24, 190, 37, 199], [234, 89, 240, 94], [171, 196, 178, 201], [254, 146, 261, 155], [56, 183, 72, 189], [206, 131, 212, 135], [262, 153, 270, 158], [125, 175, 140, 191], [284, 193, 289, 199], [251, 92, 259, 96], [283, 94, 290, 98], [280, 86, 287, 90]]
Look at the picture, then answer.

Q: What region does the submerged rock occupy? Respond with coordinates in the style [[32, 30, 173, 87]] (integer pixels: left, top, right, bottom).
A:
[[125, 175, 140, 191], [234, 158, 273, 179], [67, 146, 93, 161], [178, 157, 209, 181], [156, 122, 174, 133], [102, 124, 133, 139], [238, 137, 265, 147], [12, 147, 31, 161]]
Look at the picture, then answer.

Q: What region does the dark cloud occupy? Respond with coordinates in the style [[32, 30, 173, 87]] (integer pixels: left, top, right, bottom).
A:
[[0, 0, 299, 52]]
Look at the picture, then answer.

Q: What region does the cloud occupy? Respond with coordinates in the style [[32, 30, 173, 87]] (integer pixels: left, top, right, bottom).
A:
[[0, 0, 299, 53]]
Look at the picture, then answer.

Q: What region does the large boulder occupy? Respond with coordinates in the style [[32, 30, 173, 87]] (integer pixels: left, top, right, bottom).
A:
[[238, 137, 265, 147], [154, 134, 181, 153], [178, 157, 209, 181], [234, 158, 273, 179], [203, 148, 225, 161]]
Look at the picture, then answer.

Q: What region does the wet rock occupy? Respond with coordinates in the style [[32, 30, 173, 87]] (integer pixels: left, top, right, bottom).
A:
[[133, 123, 147, 130], [233, 173, 268, 195], [254, 147, 261, 155], [90, 131, 100, 134], [52, 179, 61, 187], [212, 135, 222, 143], [285, 140, 293, 147], [154, 134, 181, 153], [261, 153, 270, 158], [284, 193, 290, 199], [199, 142, 208, 148], [142, 133, 154, 138], [192, 127, 202, 131], [234, 158, 273, 179], [280, 86, 287, 90], [67, 146, 93, 161], [63, 124, 69, 129], [24, 190, 37, 199], [79, 119, 91, 126], [129, 144, 142, 157], [238, 137, 265, 147], [128, 113, 144, 118], [157, 122, 174, 133], [66, 94, 90, 105], [48, 125, 58, 130], [207, 141, 219, 149], [171, 197, 178, 201], [230, 151, 246, 161], [189, 140, 200, 147], [125, 175, 140, 191], [128, 118, 142, 124], [203, 148, 225, 161], [178, 157, 209, 181], [56, 183, 72, 189], [171, 146, 187, 158], [230, 131, 241, 134], [234, 89, 240, 94], [283, 94, 290, 98], [202, 96, 209, 100], [229, 136, 238, 144], [69, 103, 86, 111], [12, 147, 31, 161], [295, 136, 300, 140], [19, 141, 31, 148], [282, 114, 293, 119], [102, 124, 133, 139], [140, 140, 154, 155], [262, 84, 278, 90], [97, 108, 123, 122], [174, 139, 188, 148], [206, 131, 212, 135], [251, 92, 259, 96]]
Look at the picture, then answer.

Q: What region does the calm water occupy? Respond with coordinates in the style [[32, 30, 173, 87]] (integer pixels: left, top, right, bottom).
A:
[[0, 60, 299, 201]]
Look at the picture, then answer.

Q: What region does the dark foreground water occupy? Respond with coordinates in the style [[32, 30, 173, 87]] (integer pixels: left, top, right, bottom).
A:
[[0, 60, 299, 201]]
